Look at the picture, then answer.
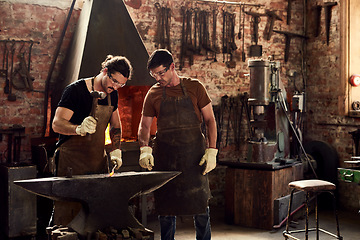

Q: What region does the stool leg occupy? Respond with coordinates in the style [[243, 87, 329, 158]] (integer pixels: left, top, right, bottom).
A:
[[330, 191, 342, 239], [315, 194, 319, 240], [305, 192, 309, 240], [284, 189, 295, 239]]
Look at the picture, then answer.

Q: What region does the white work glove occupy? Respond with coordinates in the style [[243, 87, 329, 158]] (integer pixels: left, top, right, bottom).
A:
[[199, 148, 218, 175], [139, 146, 154, 171], [110, 149, 122, 170], [75, 116, 97, 136]]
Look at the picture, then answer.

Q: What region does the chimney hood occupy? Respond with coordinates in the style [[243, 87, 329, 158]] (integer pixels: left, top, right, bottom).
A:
[[56, 0, 155, 92]]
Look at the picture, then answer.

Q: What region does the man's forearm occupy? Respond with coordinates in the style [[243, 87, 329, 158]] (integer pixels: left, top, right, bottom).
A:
[[138, 130, 150, 147], [207, 120, 217, 149], [110, 127, 121, 149], [52, 117, 78, 135]]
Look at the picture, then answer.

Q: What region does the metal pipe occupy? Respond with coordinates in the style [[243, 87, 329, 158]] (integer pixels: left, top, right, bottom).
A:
[[42, 0, 77, 137]]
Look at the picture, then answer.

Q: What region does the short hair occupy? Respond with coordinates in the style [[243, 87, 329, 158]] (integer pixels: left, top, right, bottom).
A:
[[101, 55, 133, 79], [147, 49, 173, 70]]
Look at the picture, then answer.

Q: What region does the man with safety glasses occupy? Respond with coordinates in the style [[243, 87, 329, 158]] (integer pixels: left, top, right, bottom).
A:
[[138, 49, 217, 240], [52, 55, 132, 225]]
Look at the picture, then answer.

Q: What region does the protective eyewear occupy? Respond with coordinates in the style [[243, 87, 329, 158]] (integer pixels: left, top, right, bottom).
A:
[[150, 66, 169, 78], [108, 73, 126, 87]]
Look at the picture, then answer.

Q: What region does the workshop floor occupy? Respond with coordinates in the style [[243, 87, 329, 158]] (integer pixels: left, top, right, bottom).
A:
[[2, 206, 360, 240], [146, 206, 360, 240]]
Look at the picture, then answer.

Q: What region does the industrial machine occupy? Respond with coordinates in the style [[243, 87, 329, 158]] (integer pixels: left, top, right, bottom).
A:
[[246, 59, 297, 167]]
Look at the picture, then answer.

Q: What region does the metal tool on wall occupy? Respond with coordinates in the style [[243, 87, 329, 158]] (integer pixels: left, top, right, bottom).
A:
[[263, 10, 282, 41], [154, 3, 171, 51], [287, 0, 294, 25], [273, 30, 307, 62], [241, 4, 246, 62], [222, 10, 237, 68], [199, 10, 212, 58], [314, 2, 337, 45], [211, 8, 219, 61], [215, 93, 252, 151], [179, 7, 194, 70], [12, 41, 35, 91], [1, 41, 9, 95], [0, 39, 39, 100], [245, 10, 264, 57], [8, 41, 16, 101]]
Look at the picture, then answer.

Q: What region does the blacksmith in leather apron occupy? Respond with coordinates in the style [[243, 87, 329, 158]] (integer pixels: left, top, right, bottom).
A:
[[153, 80, 211, 216], [54, 94, 113, 225]]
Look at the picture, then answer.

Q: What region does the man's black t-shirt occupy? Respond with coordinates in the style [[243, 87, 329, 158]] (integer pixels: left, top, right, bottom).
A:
[[56, 79, 118, 146]]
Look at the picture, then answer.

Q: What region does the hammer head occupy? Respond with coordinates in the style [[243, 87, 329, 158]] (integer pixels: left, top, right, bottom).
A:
[[90, 91, 107, 99]]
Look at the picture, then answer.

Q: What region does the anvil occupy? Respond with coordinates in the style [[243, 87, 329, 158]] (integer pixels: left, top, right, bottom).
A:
[[14, 171, 180, 237]]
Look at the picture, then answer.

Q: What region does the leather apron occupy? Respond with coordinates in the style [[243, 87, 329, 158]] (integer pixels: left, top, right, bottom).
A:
[[153, 80, 211, 216], [53, 93, 113, 225]]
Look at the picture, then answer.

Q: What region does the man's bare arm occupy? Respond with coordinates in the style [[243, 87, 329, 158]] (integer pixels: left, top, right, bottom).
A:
[[201, 103, 217, 149], [138, 115, 154, 147], [52, 107, 77, 135]]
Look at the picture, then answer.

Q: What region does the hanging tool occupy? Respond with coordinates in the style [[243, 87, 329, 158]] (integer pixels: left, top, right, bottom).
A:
[[222, 10, 237, 68], [194, 8, 199, 53], [12, 41, 34, 91], [179, 7, 194, 70], [287, 0, 294, 25], [273, 30, 307, 62], [314, 2, 337, 45], [237, 4, 242, 39], [263, 10, 282, 41], [155, 3, 162, 47], [2, 41, 9, 94], [154, 3, 172, 51], [8, 41, 17, 101], [314, 5, 322, 37], [165, 7, 171, 51], [155, 2, 171, 51], [211, 8, 219, 61], [1, 41, 8, 80], [241, 5, 246, 62], [185, 8, 194, 64], [324, 2, 337, 45], [245, 10, 264, 57]]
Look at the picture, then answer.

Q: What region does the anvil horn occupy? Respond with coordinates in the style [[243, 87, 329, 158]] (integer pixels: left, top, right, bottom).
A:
[[14, 171, 181, 236]]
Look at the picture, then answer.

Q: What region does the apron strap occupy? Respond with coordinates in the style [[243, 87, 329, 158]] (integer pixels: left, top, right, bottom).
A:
[[91, 76, 95, 91]]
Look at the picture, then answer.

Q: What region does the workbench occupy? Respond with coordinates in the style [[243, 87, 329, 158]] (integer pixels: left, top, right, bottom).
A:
[[223, 161, 303, 230]]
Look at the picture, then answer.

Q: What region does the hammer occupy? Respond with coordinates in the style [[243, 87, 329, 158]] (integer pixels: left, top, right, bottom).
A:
[[89, 90, 107, 118], [273, 30, 307, 62], [87, 91, 106, 139]]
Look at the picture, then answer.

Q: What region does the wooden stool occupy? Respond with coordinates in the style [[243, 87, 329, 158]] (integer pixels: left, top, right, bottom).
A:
[[283, 179, 342, 240]]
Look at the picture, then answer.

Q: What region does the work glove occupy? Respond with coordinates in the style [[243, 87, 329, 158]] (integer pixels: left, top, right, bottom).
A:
[[109, 149, 122, 170], [199, 148, 218, 175], [139, 146, 154, 171], [75, 116, 97, 136]]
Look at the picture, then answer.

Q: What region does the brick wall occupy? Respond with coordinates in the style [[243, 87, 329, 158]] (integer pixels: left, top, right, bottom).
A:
[[0, 0, 81, 162], [305, 0, 360, 211], [1, 0, 357, 210]]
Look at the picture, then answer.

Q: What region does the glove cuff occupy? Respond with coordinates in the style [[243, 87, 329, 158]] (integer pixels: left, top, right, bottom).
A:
[[110, 149, 122, 158], [140, 146, 152, 154], [207, 148, 218, 156], [75, 125, 82, 135]]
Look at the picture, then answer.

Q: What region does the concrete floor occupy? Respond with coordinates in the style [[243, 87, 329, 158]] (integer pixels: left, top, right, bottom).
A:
[[2, 206, 359, 240], [146, 206, 360, 240]]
